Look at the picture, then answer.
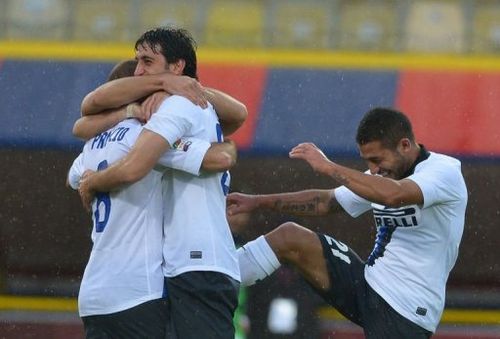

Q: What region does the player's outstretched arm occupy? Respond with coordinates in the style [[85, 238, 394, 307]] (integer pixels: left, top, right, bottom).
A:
[[81, 73, 206, 116], [204, 88, 248, 136], [202, 140, 237, 172], [227, 189, 340, 217], [73, 107, 127, 140], [72, 103, 151, 140], [290, 142, 423, 207], [81, 76, 162, 116]]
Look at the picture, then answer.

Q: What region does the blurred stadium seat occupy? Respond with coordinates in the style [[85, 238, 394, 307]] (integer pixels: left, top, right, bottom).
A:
[[404, 0, 466, 53], [471, 1, 500, 53], [0, 2, 6, 39], [337, 0, 398, 51], [0, 0, 498, 55], [205, 0, 265, 48], [73, 0, 133, 41], [268, 0, 333, 49], [5, 0, 69, 40], [137, 0, 207, 42]]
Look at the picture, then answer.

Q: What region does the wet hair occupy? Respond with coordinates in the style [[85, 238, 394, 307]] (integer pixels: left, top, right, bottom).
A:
[[107, 59, 138, 81], [135, 26, 198, 79], [356, 107, 415, 149]]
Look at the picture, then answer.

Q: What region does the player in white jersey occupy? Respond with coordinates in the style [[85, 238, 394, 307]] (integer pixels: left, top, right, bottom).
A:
[[69, 119, 231, 338], [228, 108, 467, 338], [68, 59, 241, 339], [78, 28, 243, 339]]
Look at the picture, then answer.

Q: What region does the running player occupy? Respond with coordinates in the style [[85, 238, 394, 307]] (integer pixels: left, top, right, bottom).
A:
[[228, 107, 467, 338]]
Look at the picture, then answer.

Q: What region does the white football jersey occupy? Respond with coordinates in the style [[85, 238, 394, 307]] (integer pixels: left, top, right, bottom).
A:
[[68, 119, 211, 316], [145, 95, 240, 281], [334, 151, 467, 332]]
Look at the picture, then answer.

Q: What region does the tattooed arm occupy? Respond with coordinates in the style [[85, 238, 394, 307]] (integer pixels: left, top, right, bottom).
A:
[[290, 142, 423, 207], [227, 189, 343, 217]]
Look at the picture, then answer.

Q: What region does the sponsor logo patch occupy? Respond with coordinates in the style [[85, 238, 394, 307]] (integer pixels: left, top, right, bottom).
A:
[[190, 251, 202, 259], [416, 307, 427, 316]]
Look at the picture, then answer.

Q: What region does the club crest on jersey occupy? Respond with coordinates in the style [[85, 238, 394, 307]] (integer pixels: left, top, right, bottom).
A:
[[172, 139, 192, 152], [372, 205, 421, 228]]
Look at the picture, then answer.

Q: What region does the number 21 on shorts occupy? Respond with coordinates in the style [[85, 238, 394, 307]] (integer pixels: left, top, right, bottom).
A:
[[324, 235, 351, 264]]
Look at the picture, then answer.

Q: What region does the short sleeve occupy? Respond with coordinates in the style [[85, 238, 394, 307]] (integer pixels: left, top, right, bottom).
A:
[[68, 153, 84, 190], [408, 157, 465, 209], [334, 185, 372, 217], [144, 95, 198, 146], [157, 138, 211, 176]]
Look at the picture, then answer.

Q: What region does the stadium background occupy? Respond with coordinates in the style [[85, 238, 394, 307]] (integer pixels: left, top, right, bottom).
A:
[[1, 0, 500, 338]]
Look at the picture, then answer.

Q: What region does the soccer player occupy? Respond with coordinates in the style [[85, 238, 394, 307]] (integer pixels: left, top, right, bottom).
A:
[[228, 108, 467, 338], [78, 27, 242, 339], [68, 59, 238, 339]]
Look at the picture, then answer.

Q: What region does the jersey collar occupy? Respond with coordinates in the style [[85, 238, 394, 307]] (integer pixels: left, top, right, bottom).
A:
[[402, 144, 430, 178]]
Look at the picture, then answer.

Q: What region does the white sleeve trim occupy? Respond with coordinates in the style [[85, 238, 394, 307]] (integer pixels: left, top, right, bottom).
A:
[[67, 153, 84, 190], [157, 138, 211, 176]]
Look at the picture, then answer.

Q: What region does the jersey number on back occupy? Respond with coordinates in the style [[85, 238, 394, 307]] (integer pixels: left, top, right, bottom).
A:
[[94, 160, 111, 233]]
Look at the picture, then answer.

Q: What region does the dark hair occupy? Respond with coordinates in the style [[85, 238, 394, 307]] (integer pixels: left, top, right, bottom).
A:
[[107, 59, 138, 81], [135, 26, 198, 79], [355, 107, 415, 149]]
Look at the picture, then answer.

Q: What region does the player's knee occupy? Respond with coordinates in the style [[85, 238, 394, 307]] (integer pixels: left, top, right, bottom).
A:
[[269, 222, 315, 263]]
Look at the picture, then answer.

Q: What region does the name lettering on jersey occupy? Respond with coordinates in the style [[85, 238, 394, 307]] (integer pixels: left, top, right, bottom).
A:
[[373, 207, 419, 228], [367, 205, 421, 266], [91, 127, 130, 150]]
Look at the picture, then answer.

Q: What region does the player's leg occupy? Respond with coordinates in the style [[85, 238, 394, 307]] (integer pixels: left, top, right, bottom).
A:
[[167, 271, 239, 339], [238, 221, 367, 324], [268, 222, 332, 290], [238, 221, 330, 291]]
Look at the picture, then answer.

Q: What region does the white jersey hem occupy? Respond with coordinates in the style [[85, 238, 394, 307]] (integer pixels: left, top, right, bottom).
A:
[[79, 292, 164, 317], [165, 266, 241, 282]]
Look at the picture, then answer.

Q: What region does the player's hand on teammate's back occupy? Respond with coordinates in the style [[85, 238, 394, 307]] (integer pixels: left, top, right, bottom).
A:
[[227, 193, 259, 216], [141, 91, 170, 121], [161, 73, 207, 109], [125, 103, 146, 123], [289, 142, 334, 176], [79, 170, 96, 212]]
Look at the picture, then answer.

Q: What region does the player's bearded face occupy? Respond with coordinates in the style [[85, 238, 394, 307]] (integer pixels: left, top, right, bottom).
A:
[[359, 141, 408, 180]]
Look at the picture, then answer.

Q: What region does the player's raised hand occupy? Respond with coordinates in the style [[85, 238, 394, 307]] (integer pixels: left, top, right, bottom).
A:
[[227, 193, 259, 216], [161, 73, 207, 108], [289, 142, 334, 176], [78, 170, 96, 212]]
